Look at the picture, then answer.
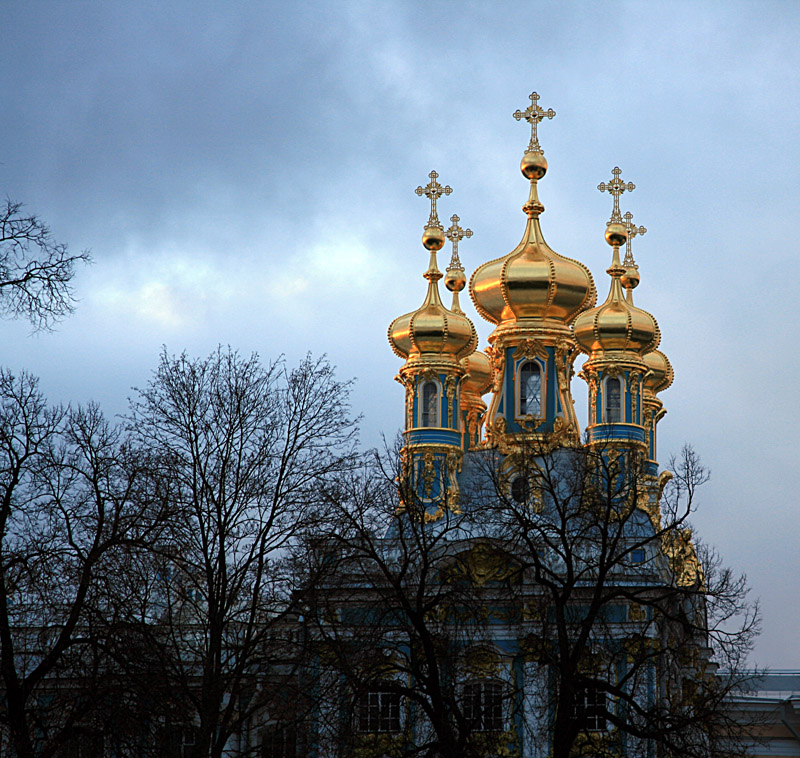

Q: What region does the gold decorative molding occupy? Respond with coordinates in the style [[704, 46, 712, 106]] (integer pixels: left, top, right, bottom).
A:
[[445, 375, 456, 427], [513, 338, 548, 361]]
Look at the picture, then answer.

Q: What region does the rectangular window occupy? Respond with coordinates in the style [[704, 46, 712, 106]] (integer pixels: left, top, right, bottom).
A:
[[157, 725, 197, 758], [57, 728, 104, 758], [357, 688, 402, 733], [261, 724, 297, 758], [463, 680, 504, 732], [571, 685, 607, 732], [631, 548, 646, 564]]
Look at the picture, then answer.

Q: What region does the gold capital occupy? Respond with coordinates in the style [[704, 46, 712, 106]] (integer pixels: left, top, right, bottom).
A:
[[513, 91, 555, 153], [622, 211, 647, 267], [598, 167, 635, 224], [415, 170, 452, 228]]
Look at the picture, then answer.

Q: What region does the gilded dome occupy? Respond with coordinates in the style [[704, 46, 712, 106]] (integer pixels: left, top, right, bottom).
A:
[[388, 252, 477, 362], [573, 249, 660, 358], [462, 349, 492, 398], [469, 171, 596, 327], [643, 349, 674, 396]]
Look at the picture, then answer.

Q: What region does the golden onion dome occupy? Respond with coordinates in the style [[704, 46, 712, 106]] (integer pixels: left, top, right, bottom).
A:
[[573, 244, 660, 358], [388, 235, 478, 362], [469, 158, 596, 326], [643, 349, 674, 396], [462, 349, 492, 398]]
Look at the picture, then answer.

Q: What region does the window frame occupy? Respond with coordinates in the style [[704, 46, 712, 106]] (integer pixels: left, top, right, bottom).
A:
[[630, 547, 646, 564], [260, 723, 297, 758], [463, 679, 504, 733], [516, 359, 544, 419], [571, 685, 608, 732], [419, 379, 441, 428], [356, 685, 403, 734], [602, 375, 623, 423]]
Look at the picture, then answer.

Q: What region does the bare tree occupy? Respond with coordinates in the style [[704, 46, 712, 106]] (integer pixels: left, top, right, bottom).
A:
[[303, 449, 523, 758], [473, 440, 760, 758], [304, 441, 759, 758], [0, 370, 170, 758], [0, 199, 90, 330], [125, 347, 359, 758]]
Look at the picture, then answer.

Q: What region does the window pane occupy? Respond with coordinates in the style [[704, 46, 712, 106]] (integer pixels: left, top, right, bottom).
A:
[[262, 724, 297, 758], [464, 680, 503, 732], [520, 363, 541, 416], [357, 688, 401, 733], [511, 476, 530, 504], [421, 382, 438, 427], [571, 685, 607, 732], [605, 377, 621, 422]]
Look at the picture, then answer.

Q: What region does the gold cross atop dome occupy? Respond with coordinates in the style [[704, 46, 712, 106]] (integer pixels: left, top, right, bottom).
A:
[[513, 92, 555, 153], [622, 211, 647, 267], [598, 167, 635, 224], [445, 214, 472, 270], [415, 170, 452, 229]]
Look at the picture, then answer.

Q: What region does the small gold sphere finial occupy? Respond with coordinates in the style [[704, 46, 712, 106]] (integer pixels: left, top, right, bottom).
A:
[[620, 266, 640, 290], [422, 225, 445, 251], [605, 222, 628, 247], [513, 91, 555, 155], [521, 150, 548, 180], [445, 267, 467, 293]]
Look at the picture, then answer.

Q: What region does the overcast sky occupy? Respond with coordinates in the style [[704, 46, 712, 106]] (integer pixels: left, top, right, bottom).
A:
[[1, 1, 798, 667]]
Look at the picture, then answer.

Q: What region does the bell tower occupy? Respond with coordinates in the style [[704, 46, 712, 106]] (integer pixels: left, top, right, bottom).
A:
[[388, 173, 477, 517], [469, 93, 596, 452]]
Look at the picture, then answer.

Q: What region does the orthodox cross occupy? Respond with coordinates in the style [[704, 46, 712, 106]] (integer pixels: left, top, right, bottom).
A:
[[415, 170, 452, 228], [598, 167, 635, 224], [622, 211, 647, 266], [445, 214, 472, 269], [513, 91, 555, 153]]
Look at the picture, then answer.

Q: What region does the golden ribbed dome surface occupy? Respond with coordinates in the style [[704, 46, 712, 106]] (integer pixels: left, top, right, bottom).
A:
[[388, 268, 477, 362], [643, 349, 674, 395], [469, 184, 595, 327], [462, 349, 492, 397], [573, 254, 660, 358]]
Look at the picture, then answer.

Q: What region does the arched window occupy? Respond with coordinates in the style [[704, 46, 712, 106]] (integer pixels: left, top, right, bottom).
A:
[[463, 680, 504, 732], [511, 476, 530, 504], [519, 362, 541, 416], [421, 381, 439, 427], [604, 376, 622, 423]]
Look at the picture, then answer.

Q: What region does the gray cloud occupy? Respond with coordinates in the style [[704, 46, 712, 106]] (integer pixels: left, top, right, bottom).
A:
[[0, 0, 797, 666]]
